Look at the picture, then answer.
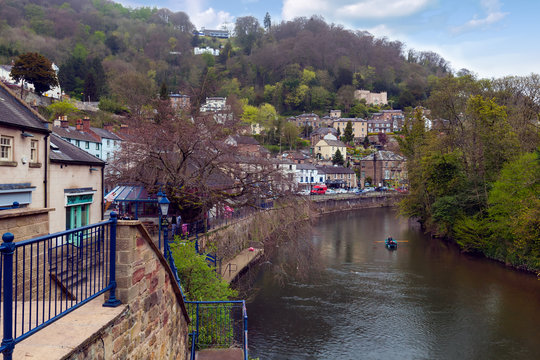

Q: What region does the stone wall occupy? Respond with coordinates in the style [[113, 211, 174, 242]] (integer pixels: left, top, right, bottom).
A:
[[0, 208, 53, 301], [64, 220, 190, 360], [312, 193, 402, 215]]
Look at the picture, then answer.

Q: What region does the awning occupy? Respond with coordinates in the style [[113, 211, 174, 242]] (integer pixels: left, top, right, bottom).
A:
[[104, 185, 158, 203]]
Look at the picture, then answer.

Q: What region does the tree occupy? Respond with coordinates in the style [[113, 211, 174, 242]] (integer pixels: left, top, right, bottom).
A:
[[10, 52, 58, 96], [283, 122, 299, 150], [159, 82, 168, 100], [234, 16, 263, 55], [109, 110, 293, 223], [83, 73, 97, 102], [332, 149, 345, 166], [378, 132, 387, 147], [362, 135, 370, 149], [263, 12, 271, 32], [343, 121, 354, 143], [47, 101, 78, 119]]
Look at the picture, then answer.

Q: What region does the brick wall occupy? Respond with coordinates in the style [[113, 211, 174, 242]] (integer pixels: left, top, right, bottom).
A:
[[65, 221, 190, 360]]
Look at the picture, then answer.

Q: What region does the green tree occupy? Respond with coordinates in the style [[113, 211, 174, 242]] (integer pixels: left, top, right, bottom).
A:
[[485, 151, 540, 269], [362, 135, 370, 149], [283, 122, 299, 150], [159, 82, 168, 100], [343, 121, 354, 143], [47, 101, 78, 120], [332, 149, 345, 166], [10, 52, 58, 96], [263, 12, 271, 31]]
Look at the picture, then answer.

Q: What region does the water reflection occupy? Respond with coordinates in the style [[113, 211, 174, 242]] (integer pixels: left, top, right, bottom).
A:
[[246, 208, 540, 360]]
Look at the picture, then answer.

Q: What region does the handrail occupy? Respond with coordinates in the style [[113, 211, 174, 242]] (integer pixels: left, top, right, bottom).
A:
[[0, 213, 121, 359]]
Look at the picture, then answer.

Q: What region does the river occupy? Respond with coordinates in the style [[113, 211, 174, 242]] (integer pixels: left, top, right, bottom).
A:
[[246, 207, 540, 360]]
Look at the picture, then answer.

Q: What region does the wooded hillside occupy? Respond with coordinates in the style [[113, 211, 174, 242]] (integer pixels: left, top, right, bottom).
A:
[[0, 0, 451, 114]]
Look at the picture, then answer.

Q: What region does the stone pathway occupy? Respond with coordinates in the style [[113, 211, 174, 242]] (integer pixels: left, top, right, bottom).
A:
[[221, 248, 264, 283], [0, 295, 125, 359], [195, 348, 244, 360]]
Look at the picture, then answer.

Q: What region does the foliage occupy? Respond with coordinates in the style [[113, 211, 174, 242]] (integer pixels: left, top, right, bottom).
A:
[[10, 52, 58, 95], [343, 121, 354, 143], [172, 240, 236, 301], [47, 101, 78, 119], [332, 149, 345, 166], [98, 97, 128, 114]]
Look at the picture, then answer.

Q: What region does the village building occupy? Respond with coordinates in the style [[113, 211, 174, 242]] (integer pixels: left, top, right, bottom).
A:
[[314, 134, 347, 162], [317, 165, 358, 189], [332, 118, 368, 139], [359, 150, 407, 188], [354, 89, 388, 105]]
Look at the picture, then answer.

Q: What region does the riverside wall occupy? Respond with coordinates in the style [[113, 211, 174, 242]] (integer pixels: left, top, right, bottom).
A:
[[311, 193, 403, 215], [64, 221, 190, 360], [205, 194, 400, 267]]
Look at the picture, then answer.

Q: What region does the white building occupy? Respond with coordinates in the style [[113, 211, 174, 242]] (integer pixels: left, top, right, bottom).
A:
[[295, 163, 325, 188]]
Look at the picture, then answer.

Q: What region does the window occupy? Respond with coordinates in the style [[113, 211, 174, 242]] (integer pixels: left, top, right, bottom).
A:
[[300, 177, 303, 183], [96, 143, 100, 150], [85, 141, 89, 149], [107, 139, 110, 146], [76, 140, 80, 147], [30, 139, 38, 162], [1, 136, 13, 161]]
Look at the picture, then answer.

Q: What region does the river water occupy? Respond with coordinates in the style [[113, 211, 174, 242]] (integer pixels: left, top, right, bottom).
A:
[[246, 207, 540, 360]]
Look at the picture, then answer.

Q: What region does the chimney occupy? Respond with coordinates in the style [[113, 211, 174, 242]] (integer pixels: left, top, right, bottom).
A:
[[120, 124, 128, 128], [104, 124, 113, 132], [61, 116, 69, 128], [53, 117, 61, 127], [82, 117, 91, 131], [76, 119, 83, 131]]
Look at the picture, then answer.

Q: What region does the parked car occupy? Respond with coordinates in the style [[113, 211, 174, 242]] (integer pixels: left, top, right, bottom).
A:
[[363, 187, 375, 192], [310, 185, 328, 195], [297, 189, 311, 196]]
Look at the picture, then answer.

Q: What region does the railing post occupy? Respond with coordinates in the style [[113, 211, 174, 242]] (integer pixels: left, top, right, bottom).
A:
[[243, 301, 248, 360], [1, 233, 16, 360], [103, 212, 121, 307]]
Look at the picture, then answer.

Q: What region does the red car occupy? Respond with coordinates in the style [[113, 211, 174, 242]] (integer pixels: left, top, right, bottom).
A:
[[310, 185, 328, 195]]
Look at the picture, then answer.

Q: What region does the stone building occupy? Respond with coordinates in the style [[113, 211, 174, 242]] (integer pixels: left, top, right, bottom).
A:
[[359, 150, 407, 188], [354, 89, 388, 105], [332, 118, 368, 139]]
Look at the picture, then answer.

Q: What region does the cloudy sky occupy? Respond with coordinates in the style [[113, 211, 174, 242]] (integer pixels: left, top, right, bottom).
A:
[[115, 0, 538, 79]]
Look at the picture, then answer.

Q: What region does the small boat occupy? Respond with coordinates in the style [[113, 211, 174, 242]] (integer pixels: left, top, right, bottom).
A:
[[385, 237, 397, 249]]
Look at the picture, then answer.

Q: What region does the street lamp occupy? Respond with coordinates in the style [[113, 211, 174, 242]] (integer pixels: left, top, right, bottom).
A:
[[157, 191, 169, 250]]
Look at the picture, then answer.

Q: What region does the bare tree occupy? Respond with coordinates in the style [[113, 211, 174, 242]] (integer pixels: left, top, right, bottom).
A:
[[109, 106, 293, 222]]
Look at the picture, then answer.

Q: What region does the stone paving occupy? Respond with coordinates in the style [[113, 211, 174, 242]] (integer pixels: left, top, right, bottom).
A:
[[195, 348, 244, 360], [0, 295, 125, 360]]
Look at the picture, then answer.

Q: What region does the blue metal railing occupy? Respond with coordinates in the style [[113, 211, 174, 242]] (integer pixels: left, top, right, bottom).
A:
[[185, 301, 248, 360], [162, 225, 248, 360], [0, 213, 121, 359]]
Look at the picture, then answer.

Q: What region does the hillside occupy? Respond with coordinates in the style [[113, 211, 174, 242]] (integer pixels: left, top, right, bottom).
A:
[[0, 0, 452, 115]]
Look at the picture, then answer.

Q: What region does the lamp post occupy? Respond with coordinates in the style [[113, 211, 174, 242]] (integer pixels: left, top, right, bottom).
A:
[[157, 191, 170, 250]]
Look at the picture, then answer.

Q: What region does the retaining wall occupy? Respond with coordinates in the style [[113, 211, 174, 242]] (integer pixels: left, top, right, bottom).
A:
[[64, 221, 190, 360]]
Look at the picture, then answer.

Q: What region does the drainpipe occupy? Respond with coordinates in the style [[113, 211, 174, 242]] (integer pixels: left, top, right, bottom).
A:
[[101, 166, 105, 220], [44, 133, 49, 208], [373, 152, 377, 187]]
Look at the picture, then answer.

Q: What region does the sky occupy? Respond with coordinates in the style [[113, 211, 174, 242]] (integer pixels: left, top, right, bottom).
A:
[[114, 0, 538, 79]]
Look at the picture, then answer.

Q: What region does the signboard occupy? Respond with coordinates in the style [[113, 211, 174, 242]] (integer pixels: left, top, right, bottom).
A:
[[66, 193, 94, 206]]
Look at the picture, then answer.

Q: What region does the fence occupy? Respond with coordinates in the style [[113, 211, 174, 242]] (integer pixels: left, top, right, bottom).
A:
[[185, 301, 248, 360], [160, 223, 248, 360], [0, 213, 121, 359]]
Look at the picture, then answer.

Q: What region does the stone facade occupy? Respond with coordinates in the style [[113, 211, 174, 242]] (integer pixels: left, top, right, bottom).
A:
[[65, 221, 190, 360]]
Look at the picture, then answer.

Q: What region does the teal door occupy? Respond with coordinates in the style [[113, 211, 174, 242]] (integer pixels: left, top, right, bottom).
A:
[[66, 204, 89, 245]]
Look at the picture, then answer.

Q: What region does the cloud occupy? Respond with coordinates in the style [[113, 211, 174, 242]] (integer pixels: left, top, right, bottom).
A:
[[282, 0, 432, 21], [183, 0, 235, 30], [452, 0, 508, 33]]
